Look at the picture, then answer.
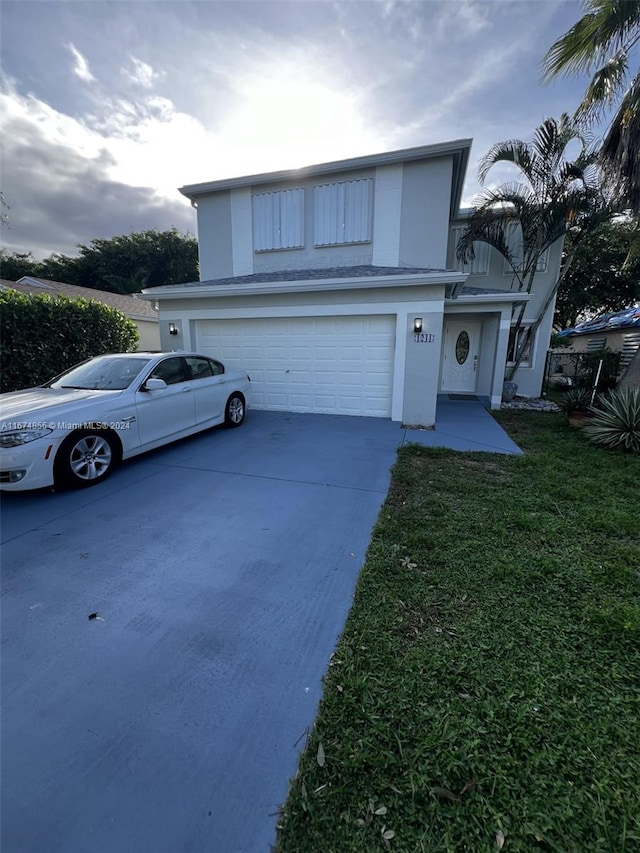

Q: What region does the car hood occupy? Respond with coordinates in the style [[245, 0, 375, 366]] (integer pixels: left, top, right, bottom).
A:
[[0, 387, 124, 426]]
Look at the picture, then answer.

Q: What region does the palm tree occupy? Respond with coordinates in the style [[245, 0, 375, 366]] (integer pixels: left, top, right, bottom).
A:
[[457, 115, 612, 377], [543, 0, 640, 211]]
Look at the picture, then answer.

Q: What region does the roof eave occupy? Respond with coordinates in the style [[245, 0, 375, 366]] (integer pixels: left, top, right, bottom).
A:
[[140, 271, 467, 301], [446, 292, 532, 305], [179, 139, 473, 200]]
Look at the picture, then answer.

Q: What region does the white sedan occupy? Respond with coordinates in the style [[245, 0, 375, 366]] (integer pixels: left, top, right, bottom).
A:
[[0, 352, 251, 491]]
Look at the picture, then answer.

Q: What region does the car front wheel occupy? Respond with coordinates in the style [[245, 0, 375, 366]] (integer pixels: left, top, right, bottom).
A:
[[225, 393, 245, 428], [54, 430, 116, 488]]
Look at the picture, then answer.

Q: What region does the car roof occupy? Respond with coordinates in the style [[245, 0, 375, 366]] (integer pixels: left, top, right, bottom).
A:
[[95, 351, 213, 358]]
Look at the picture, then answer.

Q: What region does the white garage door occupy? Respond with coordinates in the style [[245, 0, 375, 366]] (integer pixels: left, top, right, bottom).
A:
[[195, 315, 395, 417]]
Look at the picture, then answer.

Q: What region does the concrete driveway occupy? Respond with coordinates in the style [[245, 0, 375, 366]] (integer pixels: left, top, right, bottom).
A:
[[1, 411, 404, 853]]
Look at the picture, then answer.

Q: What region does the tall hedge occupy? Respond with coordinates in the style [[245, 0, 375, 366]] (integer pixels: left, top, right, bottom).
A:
[[0, 290, 139, 392]]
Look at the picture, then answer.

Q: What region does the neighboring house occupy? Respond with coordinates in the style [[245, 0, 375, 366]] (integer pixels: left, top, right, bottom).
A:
[[1, 277, 160, 350], [556, 306, 640, 372], [141, 141, 563, 427]]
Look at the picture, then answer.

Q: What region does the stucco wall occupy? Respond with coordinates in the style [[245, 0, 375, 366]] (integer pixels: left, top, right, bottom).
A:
[[134, 319, 160, 351], [399, 158, 453, 269], [196, 191, 234, 280], [509, 296, 557, 397], [402, 307, 444, 426]]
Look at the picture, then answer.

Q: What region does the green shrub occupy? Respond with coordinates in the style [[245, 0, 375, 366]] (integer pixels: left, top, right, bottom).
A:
[[0, 290, 139, 392], [556, 387, 595, 414], [583, 387, 640, 454]]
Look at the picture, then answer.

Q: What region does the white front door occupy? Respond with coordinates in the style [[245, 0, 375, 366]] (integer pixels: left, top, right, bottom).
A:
[[441, 321, 481, 393]]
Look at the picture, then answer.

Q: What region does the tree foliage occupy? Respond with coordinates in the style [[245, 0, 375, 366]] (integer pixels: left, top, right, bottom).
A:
[[543, 0, 640, 212], [0, 290, 139, 392], [456, 115, 613, 378], [555, 217, 640, 328], [0, 228, 198, 294]]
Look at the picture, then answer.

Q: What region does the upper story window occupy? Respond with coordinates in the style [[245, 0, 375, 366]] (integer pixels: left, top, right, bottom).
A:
[[450, 227, 489, 275], [314, 178, 373, 246], [503, 221, 549, 274], [252, 188, 304, 251]]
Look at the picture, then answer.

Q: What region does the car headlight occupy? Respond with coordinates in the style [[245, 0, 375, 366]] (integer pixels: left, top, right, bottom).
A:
[[0, 428, 54, 448]]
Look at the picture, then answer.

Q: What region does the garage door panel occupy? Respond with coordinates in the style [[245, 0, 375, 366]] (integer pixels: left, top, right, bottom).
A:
[[265, 392, 288, 406], [196, 315, 394, 417], [366, 376, 390, 388]]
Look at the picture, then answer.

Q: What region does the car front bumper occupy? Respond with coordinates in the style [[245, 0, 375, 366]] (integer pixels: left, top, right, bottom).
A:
[[0, 438, 61, 491]]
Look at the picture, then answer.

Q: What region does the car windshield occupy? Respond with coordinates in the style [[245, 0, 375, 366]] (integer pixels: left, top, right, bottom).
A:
[[49, 357, 152, 391]]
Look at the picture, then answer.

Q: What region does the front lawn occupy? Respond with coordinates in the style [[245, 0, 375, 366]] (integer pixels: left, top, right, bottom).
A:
[[277, 412, 640, 852]]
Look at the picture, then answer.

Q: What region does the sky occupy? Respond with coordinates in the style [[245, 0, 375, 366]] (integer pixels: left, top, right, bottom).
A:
[[0, 0, 596, 260]]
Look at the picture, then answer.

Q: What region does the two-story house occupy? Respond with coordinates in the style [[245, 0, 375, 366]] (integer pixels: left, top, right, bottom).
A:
[[141, 141, 561, 427]]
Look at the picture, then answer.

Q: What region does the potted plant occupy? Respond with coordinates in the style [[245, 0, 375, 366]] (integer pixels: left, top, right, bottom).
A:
[[557, 388, 598, 428]]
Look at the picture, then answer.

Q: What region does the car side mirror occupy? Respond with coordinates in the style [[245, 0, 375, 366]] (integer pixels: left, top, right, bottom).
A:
[[144, 378, 168, 391]]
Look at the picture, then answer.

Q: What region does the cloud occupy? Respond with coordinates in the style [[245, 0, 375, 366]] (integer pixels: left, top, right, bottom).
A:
[[437, 0, 491, 38], [122, 57, 162, 90], [0, 80, 193, 259], [67, 43, 96, 84]]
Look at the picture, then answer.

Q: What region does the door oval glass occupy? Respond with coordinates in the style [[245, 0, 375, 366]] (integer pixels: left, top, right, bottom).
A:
[[455, 331, 470, 364]]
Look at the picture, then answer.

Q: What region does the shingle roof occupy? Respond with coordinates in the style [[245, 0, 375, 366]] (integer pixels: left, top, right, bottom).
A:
[[3, 277, 159, 321], [156, 264, 449, 290]]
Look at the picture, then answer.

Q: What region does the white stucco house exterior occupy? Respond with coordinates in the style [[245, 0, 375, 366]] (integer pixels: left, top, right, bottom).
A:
[[141, 141, 562, 427]]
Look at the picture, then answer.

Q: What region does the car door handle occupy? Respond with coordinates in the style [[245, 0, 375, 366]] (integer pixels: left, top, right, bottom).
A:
[[181, 387, 192, 393], [121, 416, 136, 423]]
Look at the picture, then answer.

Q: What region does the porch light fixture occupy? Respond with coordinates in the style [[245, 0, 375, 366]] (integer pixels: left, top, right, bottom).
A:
[[413, 318, 423, 334], [168, 322, 179, 336]]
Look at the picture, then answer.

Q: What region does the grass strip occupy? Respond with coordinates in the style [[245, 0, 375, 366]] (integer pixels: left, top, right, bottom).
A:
[[276, 412, 640, 853]]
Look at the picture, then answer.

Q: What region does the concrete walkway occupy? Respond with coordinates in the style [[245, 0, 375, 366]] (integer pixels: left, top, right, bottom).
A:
[[407, 397, 523, 454], [1, 408, 519, 853]]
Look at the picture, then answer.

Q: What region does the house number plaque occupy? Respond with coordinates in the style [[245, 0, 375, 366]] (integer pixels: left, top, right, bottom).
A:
[[414, 332, 435, 343]]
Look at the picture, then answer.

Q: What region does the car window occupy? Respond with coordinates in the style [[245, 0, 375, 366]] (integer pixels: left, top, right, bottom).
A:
[[211, 360, 224, 376], [185, 357, 214, 380], [49, 357, 152, 391], [150, 357, 187, 386]]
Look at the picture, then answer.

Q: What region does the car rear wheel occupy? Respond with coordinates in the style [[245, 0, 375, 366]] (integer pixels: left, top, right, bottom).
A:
[[55, 430, 116, 488], [225, 393, 245, 428]]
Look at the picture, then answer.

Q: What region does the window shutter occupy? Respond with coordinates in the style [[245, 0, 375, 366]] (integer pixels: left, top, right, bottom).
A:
[[252, 189, 304, 251], [278, 188, 304, 248], [344, 178, 372, 242], [314, 179, 372, 245]]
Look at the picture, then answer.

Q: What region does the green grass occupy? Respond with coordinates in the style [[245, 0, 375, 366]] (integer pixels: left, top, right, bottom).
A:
[[276, 412, 640, 853]]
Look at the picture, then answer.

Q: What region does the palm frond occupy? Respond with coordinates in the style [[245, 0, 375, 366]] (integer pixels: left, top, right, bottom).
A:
[[600, 69, 640, 209], [473, 183, 536, 212], [477, 140, 534, 184], [542, 0, 640, 78], [575, 50, 630, 124], [455, 212, 515, 267]]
